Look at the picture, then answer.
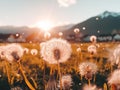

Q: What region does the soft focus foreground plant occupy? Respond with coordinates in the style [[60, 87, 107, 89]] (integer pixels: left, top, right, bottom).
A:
[[0, 43, 36, 90], [83, 84, 101, 90], [108, 69, 120, 90]]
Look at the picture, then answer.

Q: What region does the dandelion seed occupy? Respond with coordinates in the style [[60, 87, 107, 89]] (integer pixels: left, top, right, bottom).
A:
[[40, 38, 72, 64]]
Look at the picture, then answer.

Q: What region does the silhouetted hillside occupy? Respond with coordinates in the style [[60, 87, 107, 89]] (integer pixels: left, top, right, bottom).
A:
[[66, 11, 120, 36]]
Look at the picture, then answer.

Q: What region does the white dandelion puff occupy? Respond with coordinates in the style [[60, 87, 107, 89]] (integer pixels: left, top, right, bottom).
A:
[[87, 45, 97, 55], [90, 35, 97, 43], [108, 69, 120, 85], [4, 44, 24, 63], [44, 31, 51, 39], [60, 75, 72, 90], [40, 38, 72, 64], [74, 28, 80, 33], [79, 62, 97, 80], [112, 46, 120, 65], [23, 48, 29, 54], [58, 32, 63, 37], [83, 84, 99, 90], [76, 47, 81, 52], [10, 86, 23, 90], [30, 49, 38, 55]]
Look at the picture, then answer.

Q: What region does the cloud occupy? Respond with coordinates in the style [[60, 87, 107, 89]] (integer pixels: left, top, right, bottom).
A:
[[57, 0, 77, 7]]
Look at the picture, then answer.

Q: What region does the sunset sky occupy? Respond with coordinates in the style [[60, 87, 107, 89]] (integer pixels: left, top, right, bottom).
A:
[[0, 0, 120, 27]]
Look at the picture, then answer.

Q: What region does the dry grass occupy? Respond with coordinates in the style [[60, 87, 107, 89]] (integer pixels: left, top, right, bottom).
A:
[[0, 42, 119, 90]]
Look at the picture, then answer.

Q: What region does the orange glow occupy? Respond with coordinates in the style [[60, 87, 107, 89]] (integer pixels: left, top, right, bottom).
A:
[[35, 20, 54, 31]]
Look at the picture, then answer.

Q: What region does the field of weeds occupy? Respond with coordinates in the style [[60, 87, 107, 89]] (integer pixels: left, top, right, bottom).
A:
[[0, 41, 119, 90]]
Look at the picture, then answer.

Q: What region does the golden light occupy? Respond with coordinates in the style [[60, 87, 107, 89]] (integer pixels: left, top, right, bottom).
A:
[[35, 20, 54, 31]]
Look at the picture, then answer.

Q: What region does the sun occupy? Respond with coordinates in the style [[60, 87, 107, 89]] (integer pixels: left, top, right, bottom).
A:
[[35, 20, 54, 31]]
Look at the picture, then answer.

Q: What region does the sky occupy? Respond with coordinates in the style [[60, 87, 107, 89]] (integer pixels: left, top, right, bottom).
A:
[[0, 0, 120, 27]]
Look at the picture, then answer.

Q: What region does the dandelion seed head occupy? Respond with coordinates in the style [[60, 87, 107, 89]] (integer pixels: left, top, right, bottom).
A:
[[90, 35, 97, 43], [40, 38, 72, 64], [5, 44, 24, 63], [74, 28, 80, 33], [87, 45, 97, 55], [113, 46, 120, 65], [59, 75, 72, 89], [30, 49, 38, 55], [83, 84, 99, 90], [109, 45, 120, 66], [58, 32, 63, 37], [79, 62, 97, 77], [23, 48, 29, 54], [76, 47, 81, 52], [108, 69, 120, 85]]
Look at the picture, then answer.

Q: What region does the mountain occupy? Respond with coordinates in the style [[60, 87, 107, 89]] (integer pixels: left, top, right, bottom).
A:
[[99, 11, 120, 19], [62, 11, 120, 38]]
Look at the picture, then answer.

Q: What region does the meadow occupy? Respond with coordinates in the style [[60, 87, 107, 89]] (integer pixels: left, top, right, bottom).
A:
[[0, 41, 119, 90]]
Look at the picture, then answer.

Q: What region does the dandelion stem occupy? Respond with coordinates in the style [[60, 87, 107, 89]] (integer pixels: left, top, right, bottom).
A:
[[80, 75, 82, 81], [50, 65, 53, 75], [111, 64, 113, 73], [57, 61, 62, 90], [31, 77, 38, 89], [93, 75, 96, 83], [5, 61, 11, 84], [103, 83, 107, 90], [43, 61, 46, 89], [88, 79, 91, 86], [18, 62, 35, 90]]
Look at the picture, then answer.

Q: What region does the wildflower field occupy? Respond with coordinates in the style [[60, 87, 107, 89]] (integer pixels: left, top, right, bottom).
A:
[[0, 41, 120, 90]]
